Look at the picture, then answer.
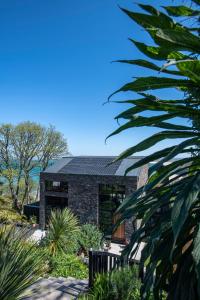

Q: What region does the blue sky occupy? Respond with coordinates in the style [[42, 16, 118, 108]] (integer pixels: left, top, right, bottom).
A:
[[0, 0, 186, 156]]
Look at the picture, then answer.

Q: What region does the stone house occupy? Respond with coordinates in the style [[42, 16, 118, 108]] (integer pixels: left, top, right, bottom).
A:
[[40, 156, 148, 243]]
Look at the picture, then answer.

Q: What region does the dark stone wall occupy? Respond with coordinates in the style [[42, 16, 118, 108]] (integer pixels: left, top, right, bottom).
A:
[[40, 167, 147, 240], [68, 175, 99, 225], [135, 164, 149, 230]]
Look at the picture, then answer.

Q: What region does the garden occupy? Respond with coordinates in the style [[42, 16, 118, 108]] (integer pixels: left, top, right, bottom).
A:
[[0, 207, 144, 300]]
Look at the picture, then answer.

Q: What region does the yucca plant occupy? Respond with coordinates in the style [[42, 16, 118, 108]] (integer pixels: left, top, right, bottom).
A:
[[44, 208, 80, 256], [108, 1, 200, 299], [0, 226, 44, 300]]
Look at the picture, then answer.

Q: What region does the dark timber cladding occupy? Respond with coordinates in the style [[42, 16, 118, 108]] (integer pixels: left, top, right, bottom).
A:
[[40, 156, 148, 242]]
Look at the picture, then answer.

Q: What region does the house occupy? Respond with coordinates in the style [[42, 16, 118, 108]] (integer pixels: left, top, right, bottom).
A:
[[39, 156, 148, 243]]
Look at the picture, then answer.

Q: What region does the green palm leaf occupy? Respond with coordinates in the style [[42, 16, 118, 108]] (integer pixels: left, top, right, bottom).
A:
[[109, 1, 200, 298], [109, 77, 195, 99], [117, 59, 181, 75], [129, 39, 177, 60], [163, 5, 200, 17], [156, 29, 200, 53], [171, 173, 200, 248]]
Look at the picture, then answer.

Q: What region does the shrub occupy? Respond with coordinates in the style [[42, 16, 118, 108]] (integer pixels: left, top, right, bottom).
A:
[[44, 208, 80, 255], [79, 266, 141, 300], [0, 226, 44, 300], [49, 253, 88, 279], [78, 224, 103, 255], [0, 208, 26, 224], [21, 241, 50, 276]]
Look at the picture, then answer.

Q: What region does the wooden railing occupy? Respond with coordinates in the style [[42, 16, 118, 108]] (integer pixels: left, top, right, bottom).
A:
[[89, 250, 135, 287]]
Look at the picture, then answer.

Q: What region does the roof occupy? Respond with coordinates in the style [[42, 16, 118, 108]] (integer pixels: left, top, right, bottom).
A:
[[43, 156, 145, 177]]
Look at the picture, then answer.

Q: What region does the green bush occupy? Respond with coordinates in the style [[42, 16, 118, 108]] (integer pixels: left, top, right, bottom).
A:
[[22, 241, 51, 276], [78, 224, 103, 255], [0, 208, 27, 224], [49, 253, 88, 279], [79, 266, 141, 300]]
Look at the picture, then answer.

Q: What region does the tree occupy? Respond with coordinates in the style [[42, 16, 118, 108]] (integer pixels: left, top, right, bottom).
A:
[[13, 122, 45, 207], [34, 124, 68, 202], [0, 124, 18, 209], [0, 122, 68, 212], [109, 1, 200, 299], [39, 125, 67, 171]]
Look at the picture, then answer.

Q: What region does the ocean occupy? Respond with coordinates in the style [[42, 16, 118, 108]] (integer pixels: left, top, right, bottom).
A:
[[0, 160, 56, 184]]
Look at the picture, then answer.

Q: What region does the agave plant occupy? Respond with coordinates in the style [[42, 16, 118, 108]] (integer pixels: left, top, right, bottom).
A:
[[108, 1, 200, 299], [0, 226, 44, 300], [44, 208, 80, 256]]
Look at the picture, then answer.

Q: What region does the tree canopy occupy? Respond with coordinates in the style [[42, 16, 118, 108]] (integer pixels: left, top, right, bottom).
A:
[[0, 121, 68, 211]]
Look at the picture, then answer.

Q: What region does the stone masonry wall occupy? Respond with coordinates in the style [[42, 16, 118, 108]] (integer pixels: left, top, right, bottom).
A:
[[40, 169, 147, 240]]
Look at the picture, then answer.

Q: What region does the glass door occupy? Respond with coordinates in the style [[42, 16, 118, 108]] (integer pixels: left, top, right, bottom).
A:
[[99, 184, 125, 242]]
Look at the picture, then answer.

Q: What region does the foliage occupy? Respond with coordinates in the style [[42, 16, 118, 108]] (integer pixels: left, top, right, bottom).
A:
[[0, 122, 68, 211], [0, 208, 26, 224], [109, 1, 200, 299], [78, 224, 103, 255], [0, 196, 27, 225], [40, 124, 68, 171], [21, 241, 50, 276], [0, 226, 44, 300], [0, 196, 10, 207], [44, 208, 80, 256], [29, 215, 37, 225], [49, 253, 88, 279], [21, 241, 87, 280], [79, 266, 141, 300]]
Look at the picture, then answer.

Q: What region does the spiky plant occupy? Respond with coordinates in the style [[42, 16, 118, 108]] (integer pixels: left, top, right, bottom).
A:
[[108, 1, 200, 299], [45, 208, 80, 256], [0, 226, 44, 300]]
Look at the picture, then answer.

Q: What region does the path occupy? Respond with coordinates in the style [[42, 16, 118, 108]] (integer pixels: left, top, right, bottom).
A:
[[22, 277, 88, 300]]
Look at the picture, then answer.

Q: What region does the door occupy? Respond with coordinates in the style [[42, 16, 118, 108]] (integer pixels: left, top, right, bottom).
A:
[[112, 213, 125, 243], [99, 184, 126, 243]]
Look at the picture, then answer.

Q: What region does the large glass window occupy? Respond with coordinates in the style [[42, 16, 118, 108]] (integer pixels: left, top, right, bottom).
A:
[[99, 184, 125, 233], [45, 180, 68, 192]]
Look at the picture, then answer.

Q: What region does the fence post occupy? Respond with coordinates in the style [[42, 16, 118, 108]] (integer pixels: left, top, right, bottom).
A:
[[89, 249, 93, 288]]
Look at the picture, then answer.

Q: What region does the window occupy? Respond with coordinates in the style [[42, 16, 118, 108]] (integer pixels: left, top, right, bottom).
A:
[[45, 180, 68, 192], [99, 184, 125, 233], [52, 181, 60, 187]]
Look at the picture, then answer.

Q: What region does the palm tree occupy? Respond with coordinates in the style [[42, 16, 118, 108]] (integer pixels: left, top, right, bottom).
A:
[[109, 1, 200, 299], [45, 208, 80, 256], [0, 226, 44, 300]]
